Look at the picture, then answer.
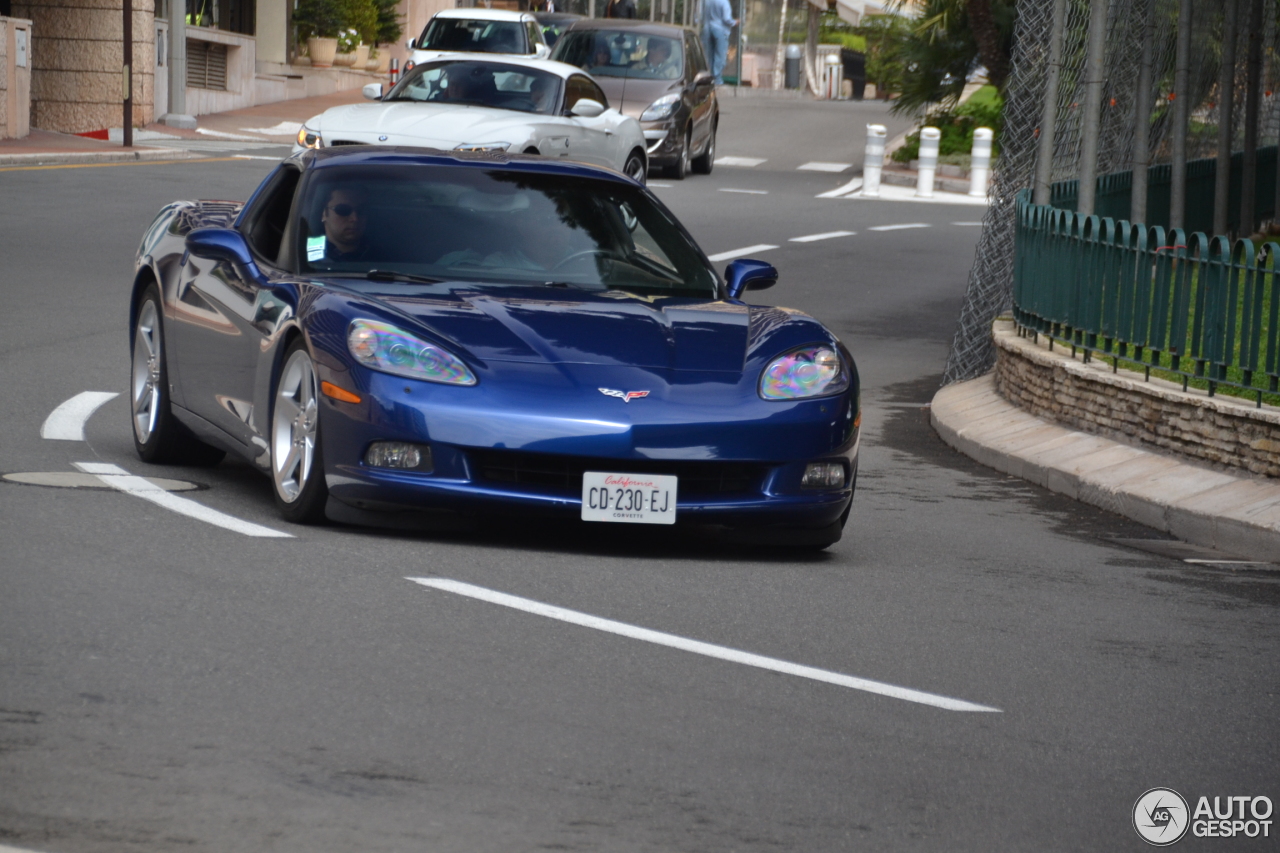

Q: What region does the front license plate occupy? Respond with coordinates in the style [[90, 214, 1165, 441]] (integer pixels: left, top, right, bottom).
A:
[[581, 472, 677, 524]]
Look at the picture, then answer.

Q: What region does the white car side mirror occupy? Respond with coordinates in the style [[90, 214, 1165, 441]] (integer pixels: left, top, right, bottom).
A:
[[406, 38, 416, 49], [570, 98, 605, 118], [535, 44, 550, 59], [362, 83, 383, 100]]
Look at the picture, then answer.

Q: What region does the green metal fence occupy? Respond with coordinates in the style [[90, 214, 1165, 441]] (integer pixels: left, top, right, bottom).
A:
[[1012, 189, 1280, 406], [1049, 146, 1278, 235]]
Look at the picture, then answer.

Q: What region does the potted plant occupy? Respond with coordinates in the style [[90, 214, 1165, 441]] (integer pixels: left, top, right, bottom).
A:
[[334, 0, 378, 66], [293, 0, 343, 67], [334, 27, 360, 65], [372, 0, 404, 73]]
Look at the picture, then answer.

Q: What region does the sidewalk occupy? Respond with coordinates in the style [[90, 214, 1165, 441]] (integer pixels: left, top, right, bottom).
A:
[[931, 375, 1280, 564], [0, 88, 369, 168]]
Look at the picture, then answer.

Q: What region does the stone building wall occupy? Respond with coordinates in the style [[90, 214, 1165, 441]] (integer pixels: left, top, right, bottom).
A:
[[992, 319, 1280, 478], [12, 0, 153, 133]]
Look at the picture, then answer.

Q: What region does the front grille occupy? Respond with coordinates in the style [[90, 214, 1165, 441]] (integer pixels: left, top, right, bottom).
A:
[[327, 140, 369, 146], [469, 450, 767, 496]]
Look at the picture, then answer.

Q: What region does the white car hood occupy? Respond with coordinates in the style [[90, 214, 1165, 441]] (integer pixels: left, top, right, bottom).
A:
[[311, 102, 540, 147]]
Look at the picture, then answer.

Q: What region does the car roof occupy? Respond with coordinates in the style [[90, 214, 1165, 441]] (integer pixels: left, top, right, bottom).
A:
[[433, 8, 535, 21], [534, 11, 583, 21], [560, 18, 696, 37], [409, 53, 586, 80], [298, 146, 635, 187]]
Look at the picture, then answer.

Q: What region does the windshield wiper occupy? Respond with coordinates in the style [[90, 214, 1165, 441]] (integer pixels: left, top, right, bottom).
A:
[[366, 270, 443, 284]]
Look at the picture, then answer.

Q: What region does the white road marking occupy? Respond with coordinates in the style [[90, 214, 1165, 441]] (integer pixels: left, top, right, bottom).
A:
[[790, 230, 855, 243], [647, 182, 673, 188], [707, 244, 778, 261], [718, 188, 768, 195], [868, 223, 931, 232], [816, 178, 863, 198], [797, 161, 852, 172], [239, 121, 302, 136], [41, 392, 119, 441], [714, 156, 767, 167], [74, 462, 293, 538], [409, 577, 1002, 713], [195, 128, 264, 141], [952, 221, 984, 226], [233, 154, 284, 161], [1183, 558, 1270, 565]]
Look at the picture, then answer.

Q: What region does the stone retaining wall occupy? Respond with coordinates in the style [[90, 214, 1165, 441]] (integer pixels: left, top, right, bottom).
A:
[[992, 319, 1280, 478]]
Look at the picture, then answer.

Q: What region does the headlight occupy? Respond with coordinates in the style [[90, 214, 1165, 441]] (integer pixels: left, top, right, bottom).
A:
[[640, 93, 681, 122], [454, 142, 510, 152], [347, 319, 477, 386], [297, 125, 322, 149], [759, 345, 848, 400]]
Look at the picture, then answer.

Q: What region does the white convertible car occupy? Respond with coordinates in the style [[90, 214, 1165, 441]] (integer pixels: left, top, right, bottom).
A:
[[293, 56, 649, 184]]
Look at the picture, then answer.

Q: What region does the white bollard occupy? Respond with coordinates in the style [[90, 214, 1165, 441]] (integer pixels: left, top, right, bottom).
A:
[[916, 127, 941, 198], [863, 124, 886, 198], [969, 127, 993, 197]]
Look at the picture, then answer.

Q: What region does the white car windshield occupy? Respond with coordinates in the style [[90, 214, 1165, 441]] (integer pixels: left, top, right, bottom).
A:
[[552, 31, 684, 81], [385, 60, 562, 115], [296, 164, 719, 297], [419, 18, 526, 54]]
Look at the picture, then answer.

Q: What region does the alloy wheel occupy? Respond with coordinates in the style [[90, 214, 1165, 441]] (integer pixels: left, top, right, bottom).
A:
[[272, 348, 319, 503], [131, 299, 163, 445]]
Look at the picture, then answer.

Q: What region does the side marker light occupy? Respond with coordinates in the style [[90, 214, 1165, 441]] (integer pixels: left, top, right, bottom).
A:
[[321, 381, 362, 404]]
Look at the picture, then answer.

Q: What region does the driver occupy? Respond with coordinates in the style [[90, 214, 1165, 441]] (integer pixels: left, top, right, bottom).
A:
[[320, 187, 369, 261], [633, 39, 678, 77], [529, 75, 556, 113], [444, 69, 474, 101]]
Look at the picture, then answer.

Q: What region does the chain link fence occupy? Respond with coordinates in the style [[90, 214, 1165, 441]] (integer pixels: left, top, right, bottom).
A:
[[944, 0, 1280, 384]]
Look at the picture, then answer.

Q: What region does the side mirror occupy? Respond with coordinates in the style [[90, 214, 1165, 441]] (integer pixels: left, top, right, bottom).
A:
[[535, 43, 550, 59], [724, 258, 778, 300], [406, 38, 416, 49], [694, 70, 713, 86], [570, 98, 606, 118], [362, 82, 383, 100], [186, 228, 262, 281]]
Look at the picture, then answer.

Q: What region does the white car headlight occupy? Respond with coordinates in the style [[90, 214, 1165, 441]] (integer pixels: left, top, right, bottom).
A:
[[297, 125, 322, 149], [759, 345, 848, 400], [640, 93, 681, 122], [348, 319, 477, 386], [454, 142, 511, 152]]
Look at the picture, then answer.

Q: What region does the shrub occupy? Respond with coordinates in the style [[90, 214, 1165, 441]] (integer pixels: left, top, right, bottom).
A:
[[293, 0, 345, 39], [374, 0, 404, 46], [892, 85, 1003, 163]]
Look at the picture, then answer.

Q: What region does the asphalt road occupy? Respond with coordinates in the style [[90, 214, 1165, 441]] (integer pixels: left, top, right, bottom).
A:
[[1, 96, 1278, 853]]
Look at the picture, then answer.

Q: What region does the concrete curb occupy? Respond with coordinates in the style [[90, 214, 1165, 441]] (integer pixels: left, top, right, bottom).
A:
[[931, 374, 1280, 563], [0, 147, 207, 167]]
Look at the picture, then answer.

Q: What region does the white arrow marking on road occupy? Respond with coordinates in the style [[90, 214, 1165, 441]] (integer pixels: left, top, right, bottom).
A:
[[868, 223, 931, 232], [409, 577, 1001, 713], [717, 188, 768, 195], [797, 161, 852, 172], [816, 178, 863, 198], [41, 392, 119, 441], [714, 156, 767, 167], [707, 244, 779, 262], [790, 231, 855, 243], [74, 462, 293, 538]]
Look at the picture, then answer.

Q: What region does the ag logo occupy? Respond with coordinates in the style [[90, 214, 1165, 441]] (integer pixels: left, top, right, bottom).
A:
[[1134, 788, 1190, 846]]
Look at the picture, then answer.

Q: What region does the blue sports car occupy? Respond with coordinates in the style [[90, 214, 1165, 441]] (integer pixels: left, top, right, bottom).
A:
[[130, 148, 860, 547]]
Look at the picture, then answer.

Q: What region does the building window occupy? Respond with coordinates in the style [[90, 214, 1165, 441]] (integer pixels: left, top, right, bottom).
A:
[[187, 39, 228, 89]]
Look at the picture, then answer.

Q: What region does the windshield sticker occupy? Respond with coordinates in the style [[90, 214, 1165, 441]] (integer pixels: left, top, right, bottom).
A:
[[306, 235, 325, 262]]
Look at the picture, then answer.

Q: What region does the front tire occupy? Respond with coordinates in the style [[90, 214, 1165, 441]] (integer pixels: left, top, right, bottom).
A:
[[667, 128, 690, 180], [131, 284, 225, 466], [691, 123, 716, 174], [271, 340, 328, 524]]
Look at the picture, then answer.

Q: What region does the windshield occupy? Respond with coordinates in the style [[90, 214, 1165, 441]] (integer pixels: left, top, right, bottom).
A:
[[296, 164, 718, 297], [385, 60, 562, 115], [552, 31, 683, 80], [420, 18, 527, 54]]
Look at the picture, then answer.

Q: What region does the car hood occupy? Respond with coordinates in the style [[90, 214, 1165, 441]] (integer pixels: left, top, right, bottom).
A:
[[594, 76, 682, 121], [317, 283, 828, 374], [310, 102, 537, 146]]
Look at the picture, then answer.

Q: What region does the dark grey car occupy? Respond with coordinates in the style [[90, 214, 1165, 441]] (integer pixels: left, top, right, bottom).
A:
[[551, 19, 717, 180]]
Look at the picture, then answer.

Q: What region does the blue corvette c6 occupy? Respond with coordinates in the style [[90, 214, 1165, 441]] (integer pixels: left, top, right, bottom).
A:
[[130, 148, 860, 547]]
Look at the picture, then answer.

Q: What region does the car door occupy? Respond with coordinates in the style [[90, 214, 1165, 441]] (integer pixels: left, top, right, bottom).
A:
[[169, 166, 300, 453], [685, 33, 715, 152], [563, 73, 618, 168]]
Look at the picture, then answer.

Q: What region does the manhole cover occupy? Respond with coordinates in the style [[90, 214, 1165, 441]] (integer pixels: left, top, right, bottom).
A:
[[3, 471, 201, 491]]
